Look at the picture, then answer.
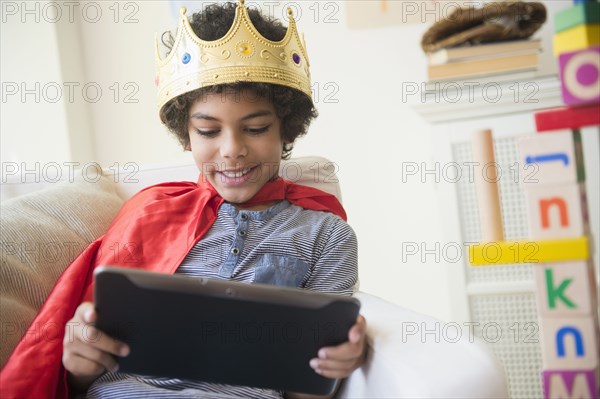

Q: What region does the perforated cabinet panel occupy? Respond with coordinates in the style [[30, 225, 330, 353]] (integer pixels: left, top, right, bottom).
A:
[[470, 294, 543, 399], [453, 137, 534, 283], [453, 137, 542, 399]]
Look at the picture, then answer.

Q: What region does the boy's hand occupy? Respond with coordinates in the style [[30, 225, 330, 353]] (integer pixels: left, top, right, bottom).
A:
[[309, 315, 367, 379], [62, 302, 130, 390]]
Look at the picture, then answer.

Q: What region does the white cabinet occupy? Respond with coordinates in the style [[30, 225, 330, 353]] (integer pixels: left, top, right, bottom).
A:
[[414, 74, 599, 399]]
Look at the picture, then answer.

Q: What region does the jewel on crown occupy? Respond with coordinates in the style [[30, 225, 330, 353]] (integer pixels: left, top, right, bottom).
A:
[[155, 0, 312, 112]]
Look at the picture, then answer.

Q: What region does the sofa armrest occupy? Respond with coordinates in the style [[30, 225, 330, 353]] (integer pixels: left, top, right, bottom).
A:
[[0, 176, 124, 368], [337, 292, 508, 398]]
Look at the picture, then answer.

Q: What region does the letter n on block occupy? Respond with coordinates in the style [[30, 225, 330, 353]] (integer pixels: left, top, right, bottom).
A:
[[540, 317, 599, 369], [542, 370, 598, 399], [534, 261, 596, 316], [525, 183, 585, 239]]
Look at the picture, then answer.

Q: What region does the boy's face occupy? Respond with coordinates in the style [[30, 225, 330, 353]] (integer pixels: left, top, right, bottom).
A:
[[187, 90, 284, 206]]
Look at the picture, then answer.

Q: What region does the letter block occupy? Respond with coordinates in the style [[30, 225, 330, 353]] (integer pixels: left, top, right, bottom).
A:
[[559, 46, 600, 107], [525, 183, 585, 239], [518, 131, 577, 186], [535, 105, 600, 132], [553, 24, 600, 56], [534, 261, 596, 316], [542, 369, 598, 399], [555, 2, 600, 33], [540, 317, 599, 369]]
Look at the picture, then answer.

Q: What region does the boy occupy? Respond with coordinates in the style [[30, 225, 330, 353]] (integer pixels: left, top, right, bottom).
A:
[[1, 1, 366, 398]]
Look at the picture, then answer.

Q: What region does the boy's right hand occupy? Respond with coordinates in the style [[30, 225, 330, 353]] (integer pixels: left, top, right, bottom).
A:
[[62, 302, 130, 389]]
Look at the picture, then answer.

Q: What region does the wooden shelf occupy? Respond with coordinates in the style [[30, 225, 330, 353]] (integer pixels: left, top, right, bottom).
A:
[[413, 74, 563, 124]]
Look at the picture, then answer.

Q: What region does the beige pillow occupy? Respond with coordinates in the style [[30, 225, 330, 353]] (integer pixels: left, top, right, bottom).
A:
[[279, 156, 343, 202], [0, 176, 124, 367]]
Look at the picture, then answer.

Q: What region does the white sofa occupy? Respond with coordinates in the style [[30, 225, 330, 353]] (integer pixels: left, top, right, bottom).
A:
[[0, 157, 508, 398]]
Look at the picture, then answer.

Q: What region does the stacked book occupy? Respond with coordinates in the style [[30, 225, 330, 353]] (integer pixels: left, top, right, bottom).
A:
[[426, 39, 541, 81]]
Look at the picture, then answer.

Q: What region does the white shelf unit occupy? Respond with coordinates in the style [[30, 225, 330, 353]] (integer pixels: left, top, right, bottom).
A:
[[414, 74, 600, 399]]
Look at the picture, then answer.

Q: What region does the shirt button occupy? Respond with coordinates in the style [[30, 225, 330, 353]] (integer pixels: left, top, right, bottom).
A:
[[238, 230, 246, 237], [231, 248, 240, 255], [240, 213, 249, 221]]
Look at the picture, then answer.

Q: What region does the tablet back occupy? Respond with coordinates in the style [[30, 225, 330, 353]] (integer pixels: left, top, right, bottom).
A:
[[94, 266, 360, 395]]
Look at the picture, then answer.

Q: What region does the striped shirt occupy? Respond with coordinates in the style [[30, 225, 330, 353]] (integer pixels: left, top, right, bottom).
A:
[[87, 200, 358, 398]]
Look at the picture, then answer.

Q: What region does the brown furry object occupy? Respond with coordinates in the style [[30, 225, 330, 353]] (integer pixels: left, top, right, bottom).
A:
[[421, 1, 547, 53]]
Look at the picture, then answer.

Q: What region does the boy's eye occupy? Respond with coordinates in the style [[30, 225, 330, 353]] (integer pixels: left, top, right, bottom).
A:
[[246, 125, 271, 134], [195, 129, 219, 137]]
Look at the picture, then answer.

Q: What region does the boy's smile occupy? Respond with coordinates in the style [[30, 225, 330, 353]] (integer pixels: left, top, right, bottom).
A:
[[187, 90, 284, 209]]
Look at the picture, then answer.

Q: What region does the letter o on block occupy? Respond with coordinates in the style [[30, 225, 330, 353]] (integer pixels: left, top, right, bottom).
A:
[[559, 46, 600, 106]]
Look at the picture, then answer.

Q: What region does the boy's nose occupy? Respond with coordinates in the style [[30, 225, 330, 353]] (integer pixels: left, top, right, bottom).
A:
[[220, 131, 248, 159]]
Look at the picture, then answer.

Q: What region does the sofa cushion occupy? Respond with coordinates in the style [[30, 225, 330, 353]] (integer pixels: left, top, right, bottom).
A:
[[0, 176, 124, 367]]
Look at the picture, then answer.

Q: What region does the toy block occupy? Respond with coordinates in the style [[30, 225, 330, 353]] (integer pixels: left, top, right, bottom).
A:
[[553, 24, 600, 56], [534, 261, 596, 316], [579, 183, 591, 232], [468, 236, 590, 266], [555, 2, 600, 33], [525, 183, 585, 239], [559, 46, 600, 106], [472, 129, 503, 242], [535, 105, 600, 132], [540, 317, 599, 369], [572, 129, 587, 183], [518, 131, 577, 186], [586, 258, 599, 313], [542, 369, 598, 399]]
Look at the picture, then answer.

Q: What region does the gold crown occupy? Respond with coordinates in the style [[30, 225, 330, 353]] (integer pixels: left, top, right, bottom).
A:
[[155, 0, 312, 113]]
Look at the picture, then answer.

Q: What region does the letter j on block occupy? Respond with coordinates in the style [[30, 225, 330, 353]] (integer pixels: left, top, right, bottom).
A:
[[542, 370, 598, 399], [540, 317, 598, 369], [533, 261, 596, 316], [518, 131, 577, 186]]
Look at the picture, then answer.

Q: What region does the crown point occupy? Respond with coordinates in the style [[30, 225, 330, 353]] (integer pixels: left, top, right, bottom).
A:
[[239, 0, 245, 7], [180, 6, 187, 16], [287, 7, 294, 18]]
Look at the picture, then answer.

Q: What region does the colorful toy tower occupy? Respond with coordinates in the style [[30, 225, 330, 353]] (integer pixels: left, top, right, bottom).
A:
[[469, 3, 599, 397], [534, 2, 600, 397], [553, 0, 600, 107], [519, 129, 598, 399]]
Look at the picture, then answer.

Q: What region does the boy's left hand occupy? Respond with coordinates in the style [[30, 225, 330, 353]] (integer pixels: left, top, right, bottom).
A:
[[309, 315, 367, 379]]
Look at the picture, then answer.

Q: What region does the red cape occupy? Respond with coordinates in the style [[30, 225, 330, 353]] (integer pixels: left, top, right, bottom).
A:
[[0, 176, 346, 399]]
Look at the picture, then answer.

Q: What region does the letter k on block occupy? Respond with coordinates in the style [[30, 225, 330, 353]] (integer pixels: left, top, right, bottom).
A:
[[534, 261, 595, 316]]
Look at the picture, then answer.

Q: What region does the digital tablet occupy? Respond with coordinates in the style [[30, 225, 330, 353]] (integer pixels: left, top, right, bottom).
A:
[[94, 266, 360, 395]]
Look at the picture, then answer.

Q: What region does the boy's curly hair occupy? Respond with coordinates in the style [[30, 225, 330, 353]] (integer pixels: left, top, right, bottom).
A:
[[159, 2, 318, 160]]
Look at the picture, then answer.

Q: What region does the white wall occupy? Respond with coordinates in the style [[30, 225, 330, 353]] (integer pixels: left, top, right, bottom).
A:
[[1, 1, 72, 164], [1, 0, 572, 321]]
